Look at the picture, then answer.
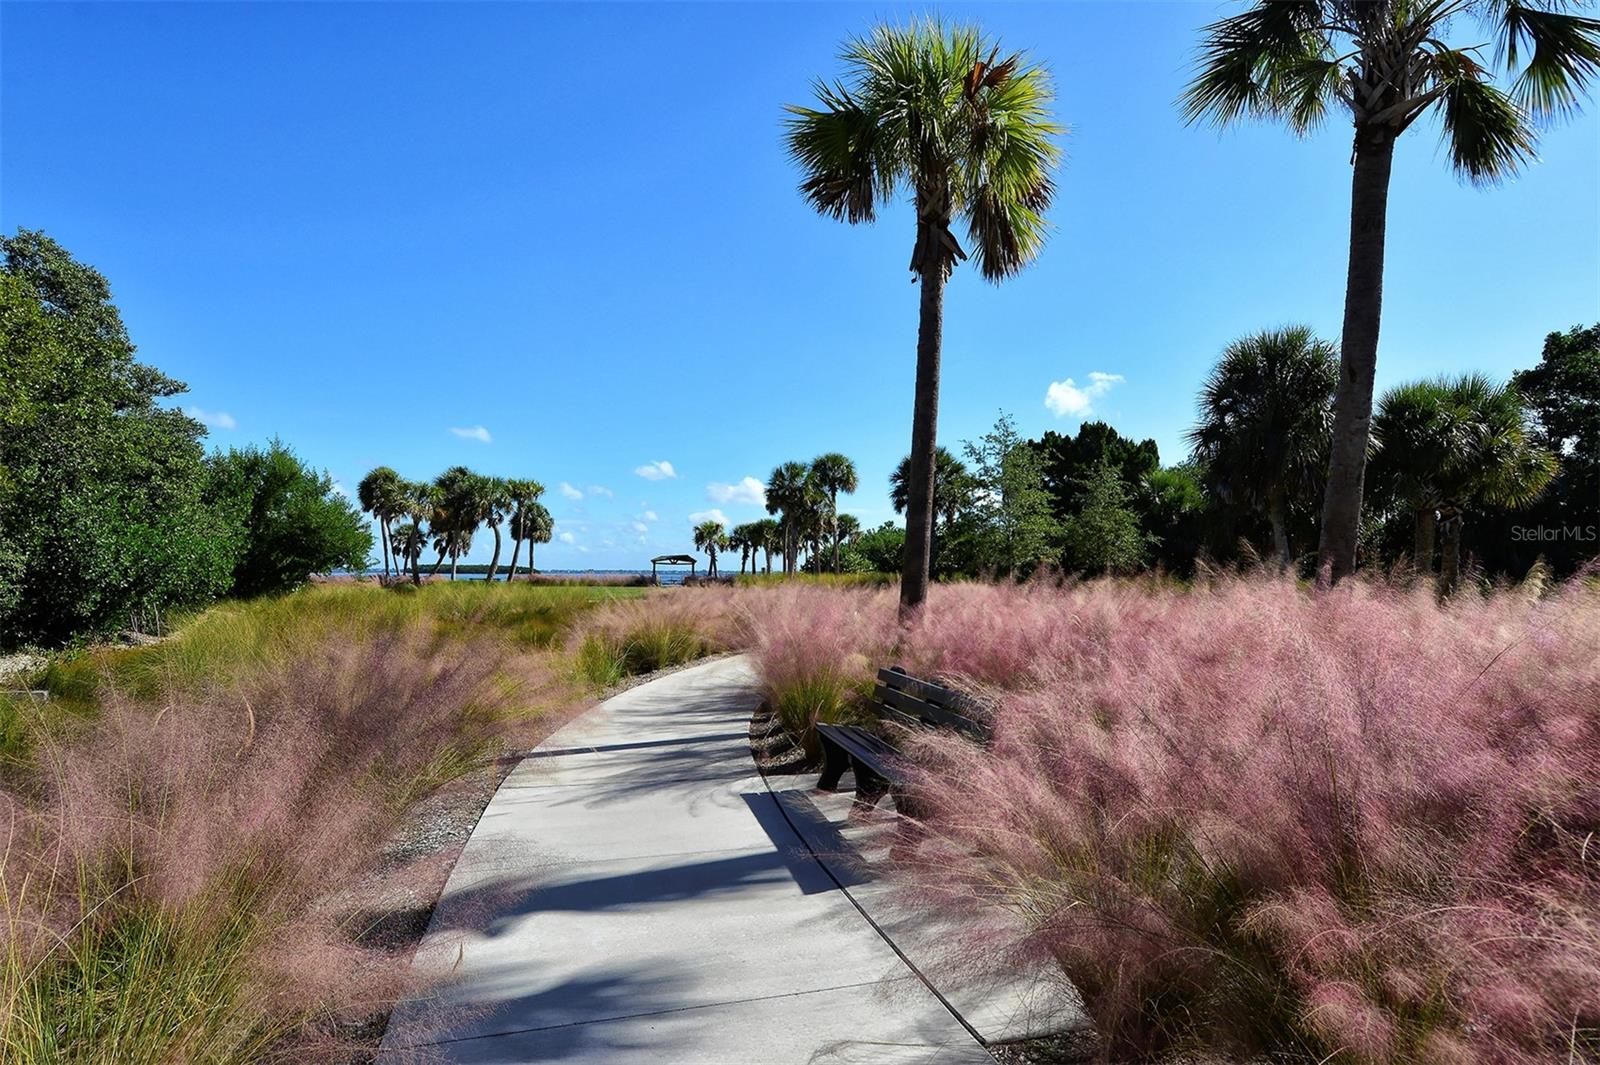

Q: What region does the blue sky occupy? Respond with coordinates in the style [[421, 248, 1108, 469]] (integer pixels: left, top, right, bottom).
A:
[[4, 2, 1596, 570]]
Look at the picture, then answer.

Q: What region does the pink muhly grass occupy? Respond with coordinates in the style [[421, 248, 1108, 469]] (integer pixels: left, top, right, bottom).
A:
[[1, 625, 546, 1061], [738, 584, 898, 755], [876, 573, 1600, 1061]]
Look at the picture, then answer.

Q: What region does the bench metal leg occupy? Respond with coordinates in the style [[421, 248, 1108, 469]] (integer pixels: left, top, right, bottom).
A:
[[816, 737, 850, 792], [851, 760, 891, 811]]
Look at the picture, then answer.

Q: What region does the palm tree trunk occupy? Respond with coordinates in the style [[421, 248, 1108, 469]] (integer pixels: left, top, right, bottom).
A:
[[450, 552, 459, 580], [899, 261, 945, 618], [506, 536, 522, 582], [379, 518, 391, 582], [1268, 490, 1292, 572], [1412, 505, 1436, 574], [486, 523, 503, 582], [429, 549, 446, 577], [831, 489, 841, 574], [1439, 506, 1462, 597], [1317, 128, 1396, 586]]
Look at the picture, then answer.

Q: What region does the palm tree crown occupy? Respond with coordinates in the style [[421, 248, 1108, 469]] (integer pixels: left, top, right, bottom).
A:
[[1371, 373, 1555, 592], [1189, 326, 1338, 569], [787, 18, 1062, 617], [1183, 1, 1599, 181], [786, 19, 1062, 281], [765, 461, 814, 576], [809, 452, 858, 574]]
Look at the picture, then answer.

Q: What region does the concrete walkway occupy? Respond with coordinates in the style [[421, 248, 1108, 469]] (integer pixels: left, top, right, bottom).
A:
[[381, 655, 1081, 1065]]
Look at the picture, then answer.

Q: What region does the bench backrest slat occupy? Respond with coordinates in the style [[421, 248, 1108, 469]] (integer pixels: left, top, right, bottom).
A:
[[872, 667, 988, 740]]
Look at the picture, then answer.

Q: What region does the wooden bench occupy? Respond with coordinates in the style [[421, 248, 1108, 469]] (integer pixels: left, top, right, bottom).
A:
[[814, 666, 988, 812]]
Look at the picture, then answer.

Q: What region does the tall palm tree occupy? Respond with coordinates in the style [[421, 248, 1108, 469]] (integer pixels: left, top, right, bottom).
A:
[[478, 476, 515, 583], [357, 466, 402, 581], [727, 524, 755, 575], [1183, 0, 1600, 584], [751, 518, 781, 574], [512, 502, 554, 577], [400, 480, 434, 584], [1371, 374, 1555, 594], [1188, 327, 1338, 570], [430, 466, 481, 580], [765, 461, 813, 576], [391, 521, 425, 581], [787, 19, 1062, 616], [809, 453, 858, 574], [501, 479, 546, 581], [693, 520, 727, 577]]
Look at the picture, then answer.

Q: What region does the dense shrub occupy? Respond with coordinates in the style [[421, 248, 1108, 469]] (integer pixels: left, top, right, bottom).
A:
[[889, 574, 1600, 1062]]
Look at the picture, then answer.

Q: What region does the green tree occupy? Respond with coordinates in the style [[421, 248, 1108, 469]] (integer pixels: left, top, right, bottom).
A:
[[1033, 422, 1161, 519], [749, 518, 782, 574], [1062, 460, 1147, 575], [398, 480, 434, 584], [891, 446, 977, 578], [478, 476, 514, 582], [1184, 0, 1600, 584], [502, 479, 547, 580], [429, 466, 480, 580], [787, 19, 1062, 616], [205, 441, 371, 598], [809, 453, 859, 574], [1189, 327, 1337, 571], [963, 412, 1060, 576], [0, 231, 238, 644], [853, 522, 908, 574], [1370, 374, 1555, 594], [357, 466, 405, 581], [1141, 463, 1210, 574], [765, 461, 814, 576], [693, 520, 728, 577], [510, 501, 553, 578]]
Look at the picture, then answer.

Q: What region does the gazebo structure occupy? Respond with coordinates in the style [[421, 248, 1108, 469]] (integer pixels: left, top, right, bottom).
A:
[[649, 554, 697, 586]]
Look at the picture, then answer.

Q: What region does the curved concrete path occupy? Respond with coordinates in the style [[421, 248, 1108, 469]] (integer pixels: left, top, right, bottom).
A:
[[381, 655, 1080, 1065]]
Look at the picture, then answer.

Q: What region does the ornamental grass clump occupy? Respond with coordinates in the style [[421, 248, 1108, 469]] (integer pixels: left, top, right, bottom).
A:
[[738, 584, 898, 756], [894, 573, 1600, 1063], [570, 588, 741, 688], [0, 624, 548, 1063]]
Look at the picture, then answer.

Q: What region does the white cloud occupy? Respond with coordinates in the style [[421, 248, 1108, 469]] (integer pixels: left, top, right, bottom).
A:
[[1045, 372, 1125, 418], [558, 531, 577, 544], [558, 482, 584, 501], [449, 425, 493, 444], [634, 460, 677, 481], [640, 510, 659, 523], [706, 476, 767, 506], [587, 485, 614, 498], [689, 508, 730, 527], [631, 521, 649, 534], [186, 406, 237, 430]]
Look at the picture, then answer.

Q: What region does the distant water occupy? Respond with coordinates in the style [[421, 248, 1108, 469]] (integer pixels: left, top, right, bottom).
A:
[[354, 568, 689, 585]]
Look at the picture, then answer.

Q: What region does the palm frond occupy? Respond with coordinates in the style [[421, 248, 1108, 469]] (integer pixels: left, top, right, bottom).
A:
[[1181, 1, 1331, 127], [1436, 60, 1539, 180], [1497, 2, 1600, 117]]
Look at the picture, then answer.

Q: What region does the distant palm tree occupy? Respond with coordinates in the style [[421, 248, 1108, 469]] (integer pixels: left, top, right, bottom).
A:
[[891, 447, 973, 577], [751, 518, 781, 574], [727, 524, 755, 575], [1189, 327, 1338, 570], [477, 476, 516, 583], [1183, 0, 1600, 584], [430, 466, 481, 580], [787, 19, 1062, 617], [693, 520, 727, 577], [400, 480, 434, 584], [510, 501, 553, 579], [502, 479, 546, 581], [1371, 374, 1555, 594], [836, 513, 862, 549], [765, 462, 813, 576], [357, 466, 403, 581], [391, 521, 425, 581], [809, 453, 858, 574]]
